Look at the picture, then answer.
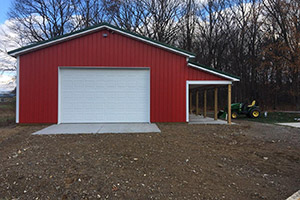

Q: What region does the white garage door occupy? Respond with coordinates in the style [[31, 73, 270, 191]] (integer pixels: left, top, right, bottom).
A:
[[59, 68, 150, 123]]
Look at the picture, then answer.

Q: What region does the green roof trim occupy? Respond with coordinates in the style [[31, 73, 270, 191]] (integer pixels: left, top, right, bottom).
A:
[[188, 60, 240, 81], [8, 22, 195, 57]]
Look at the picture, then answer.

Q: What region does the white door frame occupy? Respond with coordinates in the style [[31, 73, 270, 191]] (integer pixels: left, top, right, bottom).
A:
[[57, 67, 151, 124], [186, 80, 232, 122]]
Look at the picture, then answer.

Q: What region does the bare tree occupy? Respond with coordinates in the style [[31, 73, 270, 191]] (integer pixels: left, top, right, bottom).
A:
[[8, 0, 80, 42], [176, 0, 197, 51], [101, 0, 150, 33], [75, 0, 108, 27], [141, 0, 183, 43], [261, 0, 300, 108]]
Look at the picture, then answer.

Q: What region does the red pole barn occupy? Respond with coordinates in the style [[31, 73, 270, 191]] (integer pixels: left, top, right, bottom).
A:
[[9, 23, 239, 124]]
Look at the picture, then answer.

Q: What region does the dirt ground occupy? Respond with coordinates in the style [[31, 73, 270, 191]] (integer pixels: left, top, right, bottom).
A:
[[0, 121, 299, 200]]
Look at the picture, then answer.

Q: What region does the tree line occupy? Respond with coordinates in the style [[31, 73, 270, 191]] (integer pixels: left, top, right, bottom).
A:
[[7, 0, 300, 109]]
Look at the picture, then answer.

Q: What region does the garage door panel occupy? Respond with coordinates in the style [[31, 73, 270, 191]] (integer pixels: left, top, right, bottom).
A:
[[59, 68, 150, 123]]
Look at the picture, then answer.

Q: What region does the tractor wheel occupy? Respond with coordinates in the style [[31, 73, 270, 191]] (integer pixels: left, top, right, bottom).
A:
[[250, 109, 260, 118], [232, 112, 238, 119]]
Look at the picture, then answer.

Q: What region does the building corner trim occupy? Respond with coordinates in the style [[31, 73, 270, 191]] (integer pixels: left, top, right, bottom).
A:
[[16, 56, 20, 123]]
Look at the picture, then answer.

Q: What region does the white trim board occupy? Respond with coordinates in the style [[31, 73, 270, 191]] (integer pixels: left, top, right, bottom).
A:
[[10, 25, 195, 58], [187, 80, 232, 85], [188, 63, 240, 82], [57, 68, 61, 124], [186, 80, 232, 122], [16, 56, 20, 123], [59, 66, 150, 70]]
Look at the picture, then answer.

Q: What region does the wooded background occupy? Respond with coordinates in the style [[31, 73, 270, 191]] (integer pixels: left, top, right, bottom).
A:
[[5, 0, 300, 110]]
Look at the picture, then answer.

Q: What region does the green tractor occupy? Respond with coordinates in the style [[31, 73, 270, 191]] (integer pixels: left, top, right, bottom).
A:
[[218, 100, 261, 119]]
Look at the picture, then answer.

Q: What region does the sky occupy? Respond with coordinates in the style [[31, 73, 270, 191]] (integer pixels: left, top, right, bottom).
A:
[[0, 0, 15, 93], [0, 0, 12, 24]]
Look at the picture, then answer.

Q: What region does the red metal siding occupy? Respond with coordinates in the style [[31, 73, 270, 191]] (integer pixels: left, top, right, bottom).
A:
[[19, 29, 228, 123], [187, 67, 227, 80]]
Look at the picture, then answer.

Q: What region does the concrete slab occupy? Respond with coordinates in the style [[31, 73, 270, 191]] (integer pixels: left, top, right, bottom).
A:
[[33, 123, 161, 135], [189, 114, 234, 125], [277, 122, 300, 128], [33, 124, 102, 135], [286, 190, 300, 200], [98, 123, 161, 133]]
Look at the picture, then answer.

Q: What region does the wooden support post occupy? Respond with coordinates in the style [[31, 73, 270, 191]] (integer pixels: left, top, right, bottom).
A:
[[214, 88, 218, 120], [196, 90, 199, 115], [189, 91, 192, 114], [204, 90, 207, 118], [228, 84, 232, 124]]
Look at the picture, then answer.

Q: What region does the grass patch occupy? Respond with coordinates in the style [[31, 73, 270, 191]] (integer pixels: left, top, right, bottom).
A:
[[237, 112, 300, 124], [0, 115, 15, 125], [0, 101, 16, 126], [0, 102, 15, 110]]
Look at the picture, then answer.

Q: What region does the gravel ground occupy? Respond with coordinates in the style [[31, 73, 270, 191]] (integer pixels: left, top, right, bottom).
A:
[[0, 121, 299, 199]]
